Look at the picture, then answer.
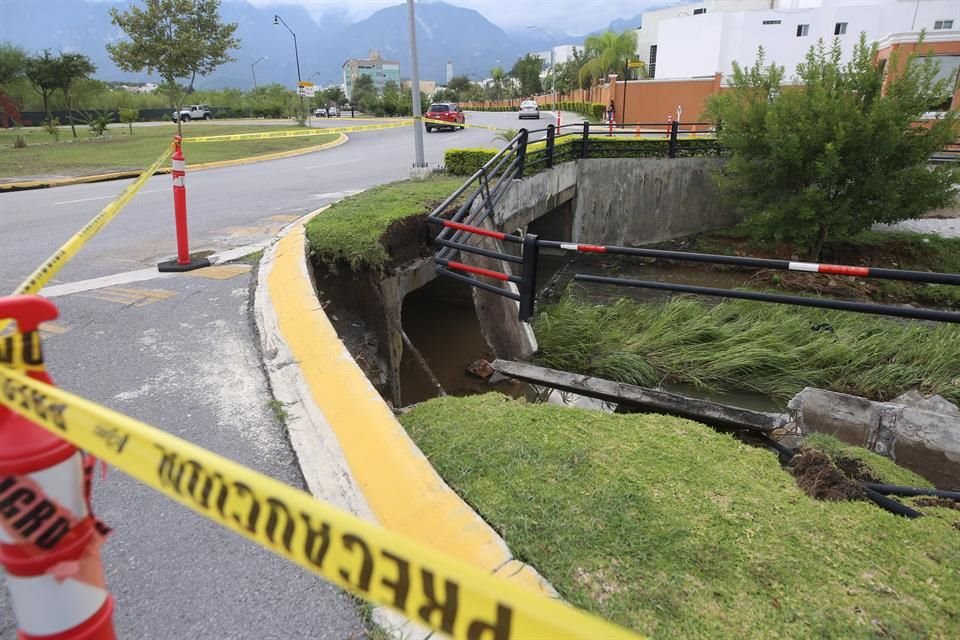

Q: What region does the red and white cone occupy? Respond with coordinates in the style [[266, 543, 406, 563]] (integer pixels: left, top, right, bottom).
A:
[[0, 295, 115, 640]]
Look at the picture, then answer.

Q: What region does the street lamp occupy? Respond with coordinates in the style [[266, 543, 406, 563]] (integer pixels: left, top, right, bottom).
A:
[[526, 25, 557, 114], [273, 14, 304, 119], [251, 56, 267, 90]]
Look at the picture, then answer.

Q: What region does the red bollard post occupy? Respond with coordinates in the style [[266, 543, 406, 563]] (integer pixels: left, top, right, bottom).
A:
[[0, 295, 116, 640], [556, 110, 561, 129], [158, 136, 209, 272]]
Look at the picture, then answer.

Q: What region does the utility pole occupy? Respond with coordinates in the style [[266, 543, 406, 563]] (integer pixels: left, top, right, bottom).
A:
[[406, 0, 427, 172], [274, 14, 304, 121]]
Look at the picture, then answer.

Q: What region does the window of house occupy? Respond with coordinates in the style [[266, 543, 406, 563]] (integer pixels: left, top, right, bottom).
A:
[[762, 20, 781, 25], [797, 24, 810, 37], [835, 22, 847, 35], [693, 8, 706, 15], [934, 19, 954, 30], [649, 45, 657, 78]]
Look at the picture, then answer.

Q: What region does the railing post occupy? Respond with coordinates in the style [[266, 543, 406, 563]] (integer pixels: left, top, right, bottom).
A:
[[545, 124, 556, 168], [580, 121, 590, 159], [669, 119, 679, 158], [516, 128, 528, 177], [518, 233, 540, 322]]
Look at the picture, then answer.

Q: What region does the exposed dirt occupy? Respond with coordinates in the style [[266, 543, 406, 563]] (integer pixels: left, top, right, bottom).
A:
[[790, 450, 867, 502], [572, 561, 624, 604], [382, 213, 435, 269], [834, 456, 883, 484], [914, 497, 960, 512]]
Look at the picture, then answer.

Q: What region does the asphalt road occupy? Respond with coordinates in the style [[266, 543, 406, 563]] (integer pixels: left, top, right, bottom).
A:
[[0, 111, 571, 638]]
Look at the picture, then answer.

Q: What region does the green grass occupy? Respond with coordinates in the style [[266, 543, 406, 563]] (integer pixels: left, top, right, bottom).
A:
[[400, 393, 960, 639], [534, 294, 960, 404], [0, 124, 337, 178], [304, 176, 465, 271], [805, 433, 933, 488]]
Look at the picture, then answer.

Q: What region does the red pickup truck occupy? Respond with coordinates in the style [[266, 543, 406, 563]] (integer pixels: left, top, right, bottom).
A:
[[425, 102, 465, 132]]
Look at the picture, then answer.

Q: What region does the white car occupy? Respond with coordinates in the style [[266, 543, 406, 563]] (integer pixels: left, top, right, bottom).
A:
[[518, 100, 540, 120], [172, 104, 212, 122]]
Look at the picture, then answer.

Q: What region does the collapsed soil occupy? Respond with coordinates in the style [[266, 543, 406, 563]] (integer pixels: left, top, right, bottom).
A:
[[790, 450, 867, 502]]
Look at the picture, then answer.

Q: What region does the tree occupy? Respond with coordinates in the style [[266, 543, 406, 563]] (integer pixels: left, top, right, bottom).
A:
[[381, 79, 400, 116], [25, 50, 59, 121], [579, 30, 638, 86], [447, 75, 473, 101], [490, 66, 505, 100], [54, 52, 96, 138], [350, 74, 377, 111], [323, 85, 345, 107], [0, 43, 27, 89], [510, 54, 543, 97], [706, 36, 959, 259], [107, 0, 239, 135]]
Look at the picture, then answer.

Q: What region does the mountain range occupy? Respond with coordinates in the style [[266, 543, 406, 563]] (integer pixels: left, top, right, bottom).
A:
[[0, 0, 645, 90]]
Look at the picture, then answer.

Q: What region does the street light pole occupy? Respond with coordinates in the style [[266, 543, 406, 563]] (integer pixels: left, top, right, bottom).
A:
[[274, 14, 304, 119], [406, 0, 426, 170], [251, 56, 267, 90]]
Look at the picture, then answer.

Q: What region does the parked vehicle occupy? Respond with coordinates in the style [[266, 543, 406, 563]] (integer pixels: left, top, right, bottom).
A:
[[518, 100, 540, 120], [172, 104, 212, 122], [313, 107, 328, 117], [425, 102, 465, 132]]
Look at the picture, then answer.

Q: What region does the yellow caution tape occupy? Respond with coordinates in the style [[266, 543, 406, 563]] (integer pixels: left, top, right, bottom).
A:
[[9, 146, 173, 298], [0, 331, 45, 373], [186, 120, 413, 143], [0, 366, 644, 640]]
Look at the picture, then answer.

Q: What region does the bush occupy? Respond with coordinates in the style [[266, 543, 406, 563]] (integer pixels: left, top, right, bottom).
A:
[[444, 147, 497, 175], [43, 117, 60, 141]]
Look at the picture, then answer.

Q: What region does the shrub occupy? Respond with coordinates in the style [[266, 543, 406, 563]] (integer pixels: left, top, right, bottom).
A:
[[444, 147, 497, 175], [43, 116, 60, 141]]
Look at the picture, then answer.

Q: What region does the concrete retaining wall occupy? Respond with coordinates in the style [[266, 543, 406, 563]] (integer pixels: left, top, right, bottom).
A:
[[572, 158, 737, 245]]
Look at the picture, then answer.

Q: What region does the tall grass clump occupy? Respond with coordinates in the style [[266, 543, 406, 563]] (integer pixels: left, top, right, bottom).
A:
[[534, 294, 960, 403]]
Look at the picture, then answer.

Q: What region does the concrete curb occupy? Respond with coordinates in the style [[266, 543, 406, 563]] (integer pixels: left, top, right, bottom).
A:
[[253, 206, 558, 637], [0, 133, 348, 192]]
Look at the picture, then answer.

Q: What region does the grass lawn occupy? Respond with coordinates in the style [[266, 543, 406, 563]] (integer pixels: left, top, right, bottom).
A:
[[400, 393, 960, 639], [534, 294, 960, 404], [304, 175, 465, 271], [0, 124, 338, 178]]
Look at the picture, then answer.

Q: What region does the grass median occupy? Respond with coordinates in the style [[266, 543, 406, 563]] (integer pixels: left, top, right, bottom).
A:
[[400, 393, 959, 638], [305, 176, 465, 271], [0, 124, 339, 179]]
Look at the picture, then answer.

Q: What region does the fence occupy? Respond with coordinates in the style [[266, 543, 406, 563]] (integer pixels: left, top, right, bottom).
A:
[[427, 126, 960, 325]]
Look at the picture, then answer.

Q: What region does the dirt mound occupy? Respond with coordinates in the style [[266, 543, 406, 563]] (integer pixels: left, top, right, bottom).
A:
[[790, 450, 866, 501], [834, 456, 882, 483]]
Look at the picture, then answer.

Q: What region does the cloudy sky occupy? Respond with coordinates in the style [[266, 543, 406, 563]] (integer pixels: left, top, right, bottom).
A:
[[248, 0, 671, 35]]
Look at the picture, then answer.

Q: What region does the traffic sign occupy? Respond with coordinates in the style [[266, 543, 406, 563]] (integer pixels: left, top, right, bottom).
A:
[[298, 86, 316, 97], [627, 60, 643, 69], [298, 81, 315, 87]]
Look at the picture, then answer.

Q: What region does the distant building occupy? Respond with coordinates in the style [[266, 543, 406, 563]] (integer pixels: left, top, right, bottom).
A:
[[342, 50, 401, 99], [120, 82, 159, 94], [446, 61, 454, 83], [401, 79, 437, 96]]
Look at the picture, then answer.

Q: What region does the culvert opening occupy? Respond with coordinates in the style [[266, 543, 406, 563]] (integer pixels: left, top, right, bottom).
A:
[[399, 276, 525, 405]]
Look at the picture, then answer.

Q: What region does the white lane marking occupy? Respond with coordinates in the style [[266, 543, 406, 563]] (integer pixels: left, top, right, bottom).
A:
[[40, 242, 271, 298], [54, 189, 166, 206], [302, 158, 362, 170]]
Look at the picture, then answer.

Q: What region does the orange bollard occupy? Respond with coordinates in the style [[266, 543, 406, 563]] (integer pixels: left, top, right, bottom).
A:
[[158, 136, 209, 272], [0, 295, 116, 640]]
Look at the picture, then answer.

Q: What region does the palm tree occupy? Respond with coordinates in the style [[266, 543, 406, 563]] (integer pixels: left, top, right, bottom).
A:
[[491, 66, 505, 101], [578, 30, 638, 86]]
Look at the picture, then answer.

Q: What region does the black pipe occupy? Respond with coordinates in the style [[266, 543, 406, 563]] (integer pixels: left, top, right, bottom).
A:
[[433, 238, 523, 264], [862, 483, 960, 500], [572, 275, 960, 324], [755, 433, 797, 463], [861, 485, 923, 519]]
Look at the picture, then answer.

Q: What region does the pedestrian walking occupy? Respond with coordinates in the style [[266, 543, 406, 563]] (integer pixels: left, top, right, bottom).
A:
[[606, 100, 616, 124]]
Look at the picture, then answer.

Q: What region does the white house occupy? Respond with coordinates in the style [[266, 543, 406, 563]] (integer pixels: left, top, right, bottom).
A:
[[651, 0, 960, 80]]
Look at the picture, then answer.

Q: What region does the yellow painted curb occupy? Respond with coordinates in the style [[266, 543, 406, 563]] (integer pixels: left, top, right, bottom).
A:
[[266, 218, 550, 595], [0, 133, 348, 192]]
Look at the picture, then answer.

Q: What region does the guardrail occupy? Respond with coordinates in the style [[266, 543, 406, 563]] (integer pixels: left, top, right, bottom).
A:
[[427, 126, 960, 325]]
